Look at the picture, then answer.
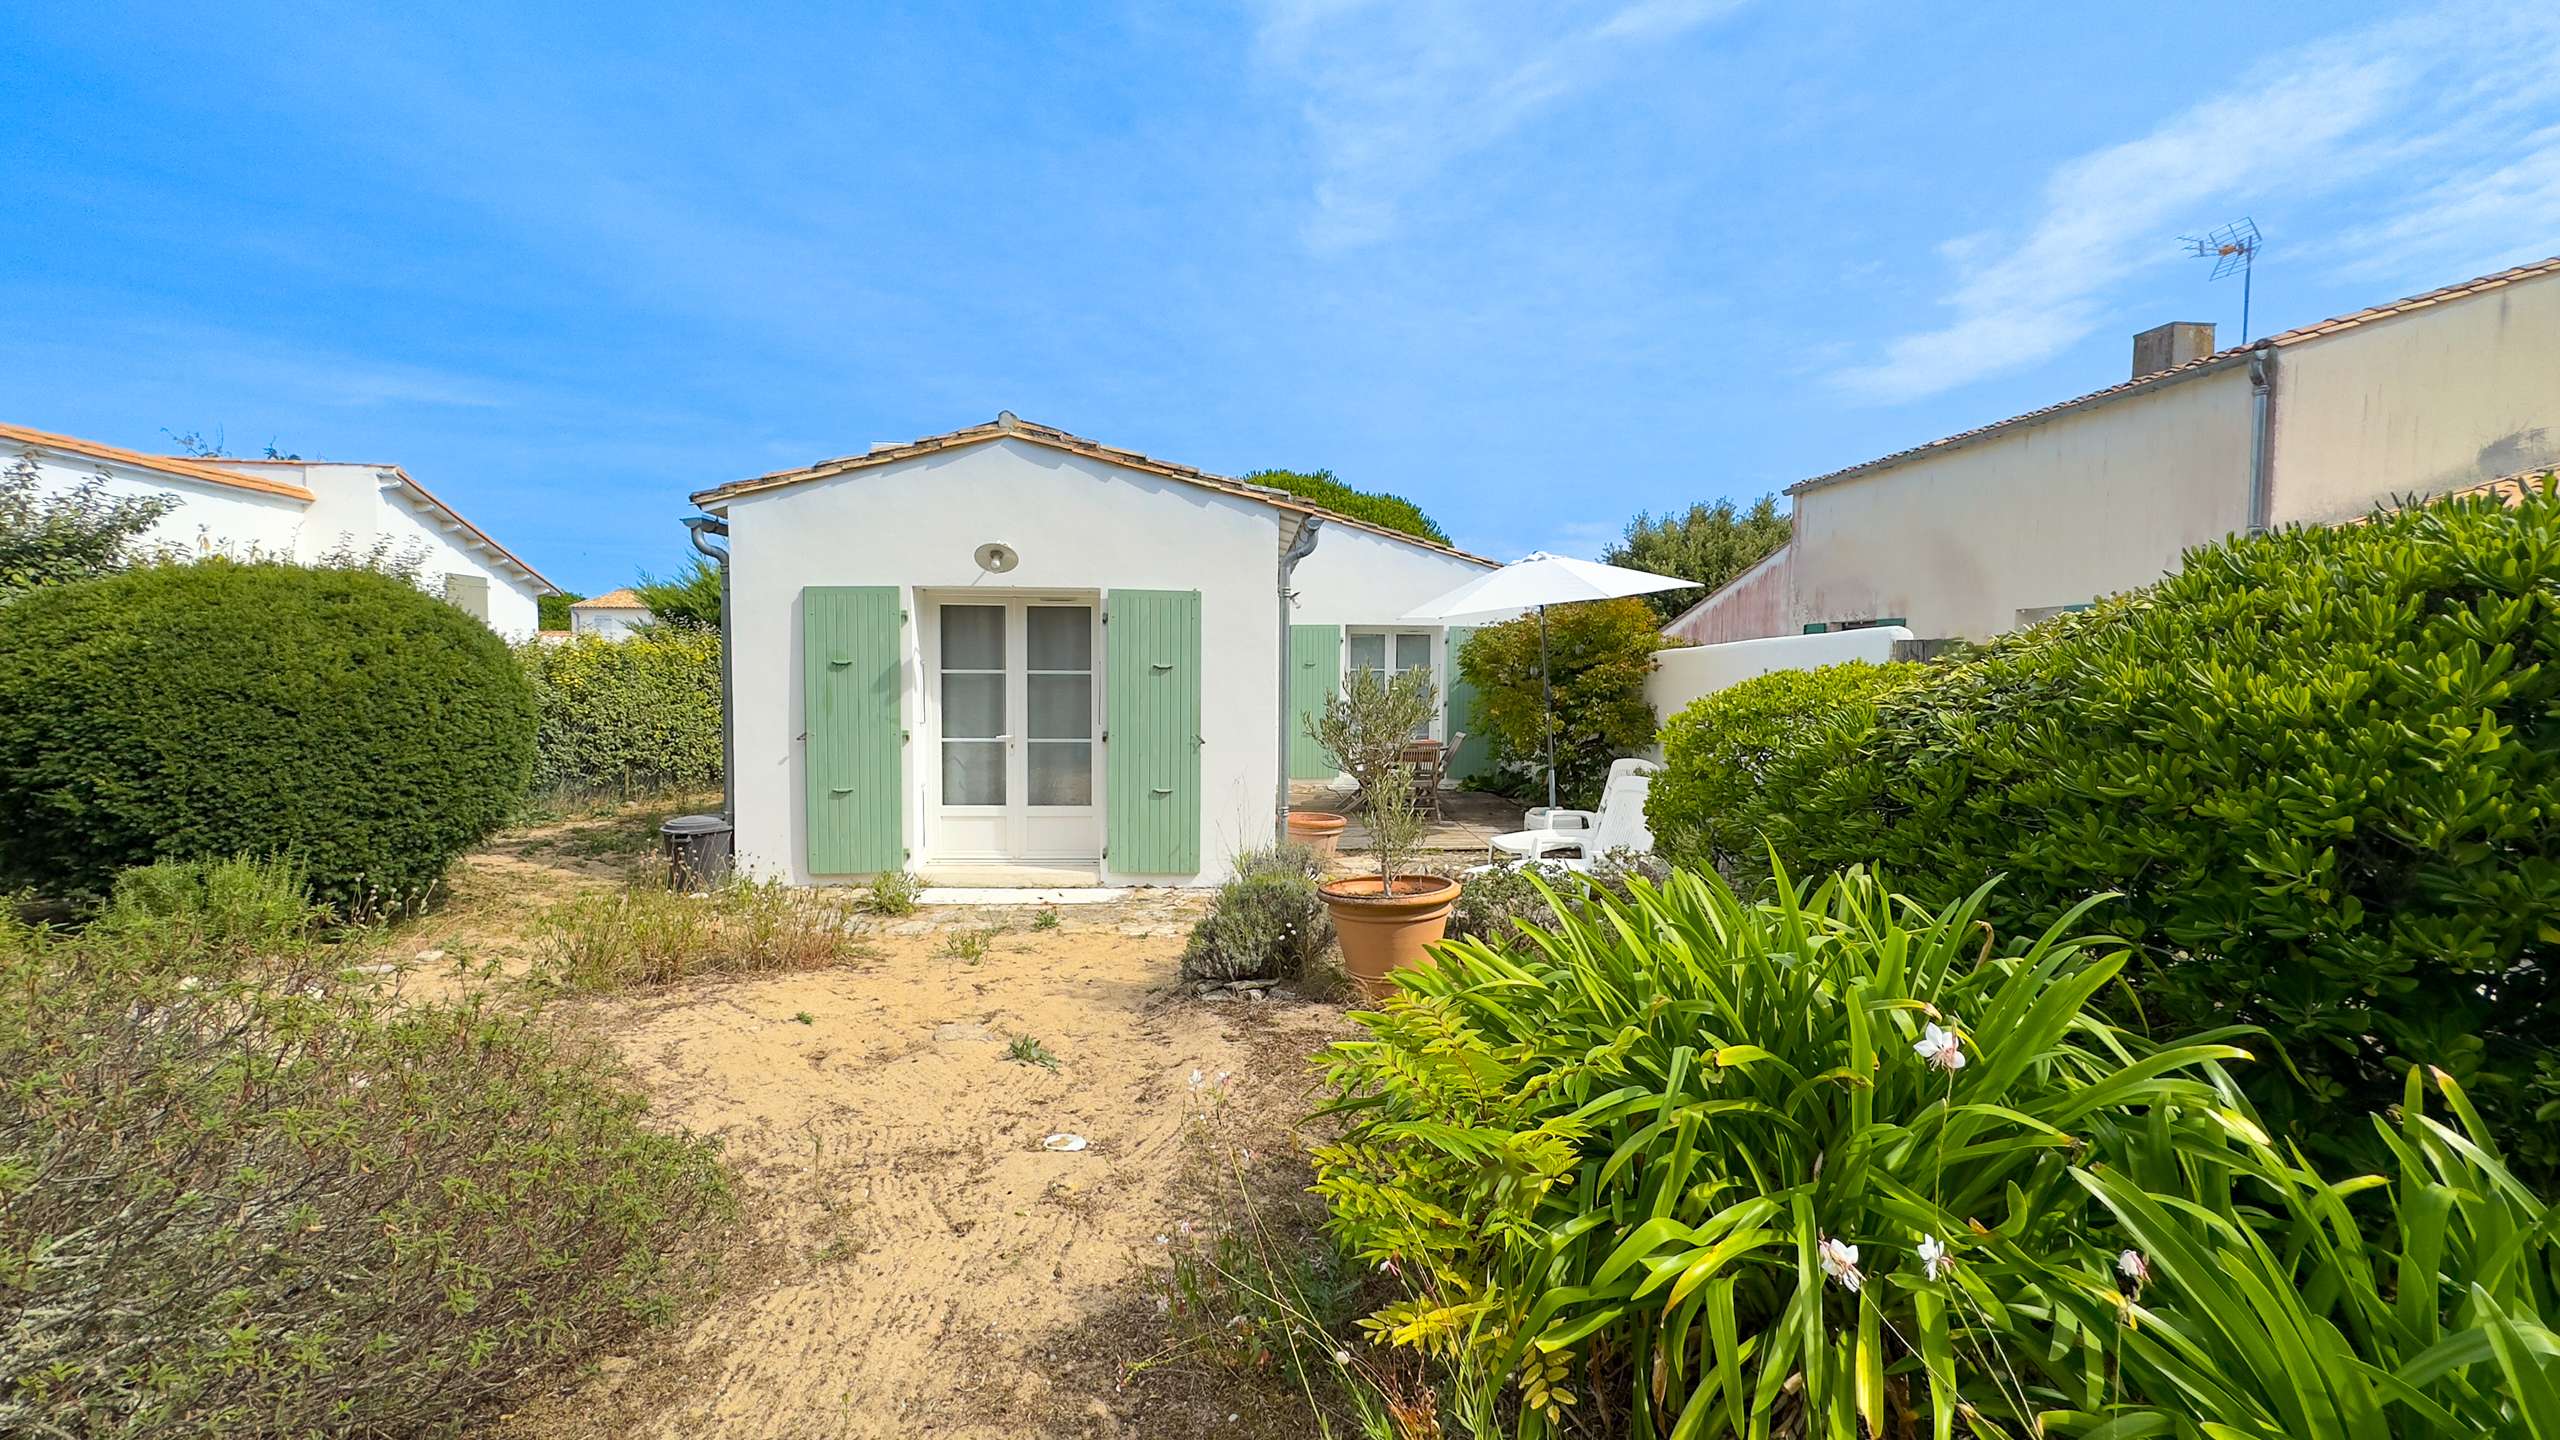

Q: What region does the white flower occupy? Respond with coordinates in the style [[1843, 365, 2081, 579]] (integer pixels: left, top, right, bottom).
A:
[[1918, 1234, 1949, 1280], [2117, 1249, 2150, 1288], [1188, 1068, 1204, 1088], [1818, 1236, 1863, 1292], [1914, 1022, 1967, 1072], [1332, 1348, 1352, 1365]]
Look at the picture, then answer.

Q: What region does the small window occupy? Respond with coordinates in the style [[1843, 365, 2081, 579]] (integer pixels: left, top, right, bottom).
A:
[[445, 574, 490, 623]]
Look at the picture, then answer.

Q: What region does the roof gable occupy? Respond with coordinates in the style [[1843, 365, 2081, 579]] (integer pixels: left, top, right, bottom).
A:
[[692, 413, 1496, 567]]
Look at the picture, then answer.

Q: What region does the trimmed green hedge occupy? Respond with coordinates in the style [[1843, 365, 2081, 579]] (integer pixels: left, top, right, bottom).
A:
[[1648, 483, 2560, 1174], [0, 560, 534, 910], [1649, 659, 1921, 876], [520, 629, 722, 795]]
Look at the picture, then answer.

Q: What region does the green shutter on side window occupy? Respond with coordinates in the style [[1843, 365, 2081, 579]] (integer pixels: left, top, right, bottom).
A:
[[802, 586, 903, 876], [1287, 624, 1341, 780], [1105, 590, 1202, 874], [1443, 625, 1493, 783]]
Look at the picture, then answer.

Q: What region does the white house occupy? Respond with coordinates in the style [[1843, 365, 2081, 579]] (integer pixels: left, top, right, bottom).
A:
[[569, 587, 656, 638], [3, 422, 559, 639], [689, 413, 1497, 888], [1668, 254, 2560, 644]]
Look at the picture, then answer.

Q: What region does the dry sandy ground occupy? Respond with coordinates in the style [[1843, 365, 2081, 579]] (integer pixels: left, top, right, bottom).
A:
[[436, 802, 1356, 1439]]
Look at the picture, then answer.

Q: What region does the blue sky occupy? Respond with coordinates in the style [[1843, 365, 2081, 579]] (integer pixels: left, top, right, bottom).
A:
[[6, 2, 2557, 594]]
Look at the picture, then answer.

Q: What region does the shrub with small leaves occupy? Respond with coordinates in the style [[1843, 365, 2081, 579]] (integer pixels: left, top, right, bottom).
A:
[[518, 628, 722, 796], [1181, 844, 1330, 984], [90, 854, 329, 961], [0, 901, 733, 1439]]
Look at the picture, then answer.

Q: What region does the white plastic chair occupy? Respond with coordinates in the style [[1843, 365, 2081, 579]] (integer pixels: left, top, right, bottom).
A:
[[1488, 769, 1655, 873]]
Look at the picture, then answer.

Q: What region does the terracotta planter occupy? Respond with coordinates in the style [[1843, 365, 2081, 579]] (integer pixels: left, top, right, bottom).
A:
[[1319, 873, 1460, 1001], [1285, 809, 1348, 858]]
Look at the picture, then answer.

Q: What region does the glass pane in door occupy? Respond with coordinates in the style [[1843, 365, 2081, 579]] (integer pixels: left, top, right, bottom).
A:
[[1346, 632, 1386, 676], [940, 604, 1006, 806], [1395, 631, 1436, 736], [1025, 605, 1093, 807]]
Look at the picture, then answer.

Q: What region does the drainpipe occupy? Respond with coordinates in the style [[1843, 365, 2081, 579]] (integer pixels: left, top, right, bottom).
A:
[[1276, 515, 1325, 844], [685, 515, 735, 820], [2246, 347, 2279, 535]]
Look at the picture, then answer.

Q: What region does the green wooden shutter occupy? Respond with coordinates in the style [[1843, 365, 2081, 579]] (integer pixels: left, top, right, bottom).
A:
[[1287, 624, 1341, 780], [1105, 589, 1201, 874], [1443, 626, 1493, 783], [803, 586, 904, 875]]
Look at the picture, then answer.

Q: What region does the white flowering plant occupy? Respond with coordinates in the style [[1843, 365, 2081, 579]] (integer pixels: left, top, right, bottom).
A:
[[1311, 862, 2261, 1439]]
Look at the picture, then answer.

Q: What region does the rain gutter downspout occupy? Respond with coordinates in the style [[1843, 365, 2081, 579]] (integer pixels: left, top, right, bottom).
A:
[[2247, 346, 2278, 536], [685, 515, 736, 820], [1276, 515, 1324, 844]]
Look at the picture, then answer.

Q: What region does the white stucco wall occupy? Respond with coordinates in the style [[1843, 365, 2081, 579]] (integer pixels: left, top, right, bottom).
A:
[[14, 445, 309, 560], [368, 479, 544, 641], [1791, 364, 2255, 639], [1287, 519, 1499, 738], [572, 606, 652, 639], [2266, 273, 2560, 525], [718, 438, 1292, 887], [1644, 627, 1913, 733]]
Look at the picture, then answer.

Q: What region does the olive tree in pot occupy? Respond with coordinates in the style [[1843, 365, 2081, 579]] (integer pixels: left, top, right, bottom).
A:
[[1305, 666, 1458, 999]]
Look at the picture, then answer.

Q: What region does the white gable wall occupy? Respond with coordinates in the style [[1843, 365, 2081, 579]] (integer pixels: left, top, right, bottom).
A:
[[721, 437, 1288, 886], [1287, 518, 1501, 735], [15, 447, 308, 560]]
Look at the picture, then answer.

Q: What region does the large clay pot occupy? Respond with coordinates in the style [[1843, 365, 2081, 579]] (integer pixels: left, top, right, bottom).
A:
[[1285, 809, 1348, 858], [1319, 873, 1460, 1001]]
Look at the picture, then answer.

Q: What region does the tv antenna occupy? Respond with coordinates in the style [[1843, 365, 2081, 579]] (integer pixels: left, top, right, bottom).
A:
[[2181, 217, 2264, 341]]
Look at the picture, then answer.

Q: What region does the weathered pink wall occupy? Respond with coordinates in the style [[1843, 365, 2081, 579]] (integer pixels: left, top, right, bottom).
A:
[[1664, 544, 1793, 644]]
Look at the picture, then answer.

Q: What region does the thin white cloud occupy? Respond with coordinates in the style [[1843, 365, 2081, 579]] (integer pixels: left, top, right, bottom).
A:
[[1834, 7, 2560, 403], [1256, 0, 1746, 251]]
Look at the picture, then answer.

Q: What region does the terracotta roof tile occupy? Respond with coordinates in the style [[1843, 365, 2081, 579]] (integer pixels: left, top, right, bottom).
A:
[[1, 422, 316, 501], [573, 587, 648, 609]]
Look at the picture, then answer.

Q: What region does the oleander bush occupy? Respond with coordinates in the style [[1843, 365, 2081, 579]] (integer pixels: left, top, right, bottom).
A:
[[520, 628, 723, 796], [1180, 843, 1330, 984], [0, 560, 535, 911], [1648, 660, 1921, 878], [1315, 866, 2256, 1438], [1648, 483, 2560, 1179], [0, 898, 732, 1439]]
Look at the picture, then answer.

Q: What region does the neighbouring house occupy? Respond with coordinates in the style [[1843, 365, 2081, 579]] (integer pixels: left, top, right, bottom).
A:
[[569, 587, 655, 638], [1668, 255, 2560, 645], [688, 413, 1499, 887], [2, 423, 558, 639]]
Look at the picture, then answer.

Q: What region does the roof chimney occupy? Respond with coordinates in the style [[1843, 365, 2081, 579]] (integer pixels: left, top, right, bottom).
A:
[[2132, 322, 2216, 380]]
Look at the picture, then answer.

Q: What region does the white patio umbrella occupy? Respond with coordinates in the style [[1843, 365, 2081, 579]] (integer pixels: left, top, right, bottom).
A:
[[1402, 552, 1698, 809]]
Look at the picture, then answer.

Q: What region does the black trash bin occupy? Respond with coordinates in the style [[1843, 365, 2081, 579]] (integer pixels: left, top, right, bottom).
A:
[[660, 814, 735, 890]]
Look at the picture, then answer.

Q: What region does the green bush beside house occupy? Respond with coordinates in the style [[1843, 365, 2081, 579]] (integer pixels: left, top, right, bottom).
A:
[[1646, 482, 2560, 1181], [0, 560, 534, 912], [1454, 596, 1666, 808], [519, 627, 724, 797]]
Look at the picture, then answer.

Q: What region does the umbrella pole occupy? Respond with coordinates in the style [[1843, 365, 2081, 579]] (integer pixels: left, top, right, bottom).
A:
[[1539, 603, 1556, 810]]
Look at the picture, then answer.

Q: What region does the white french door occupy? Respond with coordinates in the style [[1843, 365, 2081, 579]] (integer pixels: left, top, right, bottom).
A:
[[928, 598, 1099, 863], [1345, 627, 1441, 739]]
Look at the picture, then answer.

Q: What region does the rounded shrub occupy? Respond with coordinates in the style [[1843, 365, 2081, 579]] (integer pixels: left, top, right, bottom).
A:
[[1648, 659, 1921, 877], [0, 560, 535, 909], [519, 627, 722, 796], [1745, 483, 2560, 1174], [1454, 596, 1667, 807]]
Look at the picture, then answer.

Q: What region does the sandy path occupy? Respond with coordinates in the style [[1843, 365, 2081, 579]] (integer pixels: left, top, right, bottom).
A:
[[501, 897, 1346, 1439]]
